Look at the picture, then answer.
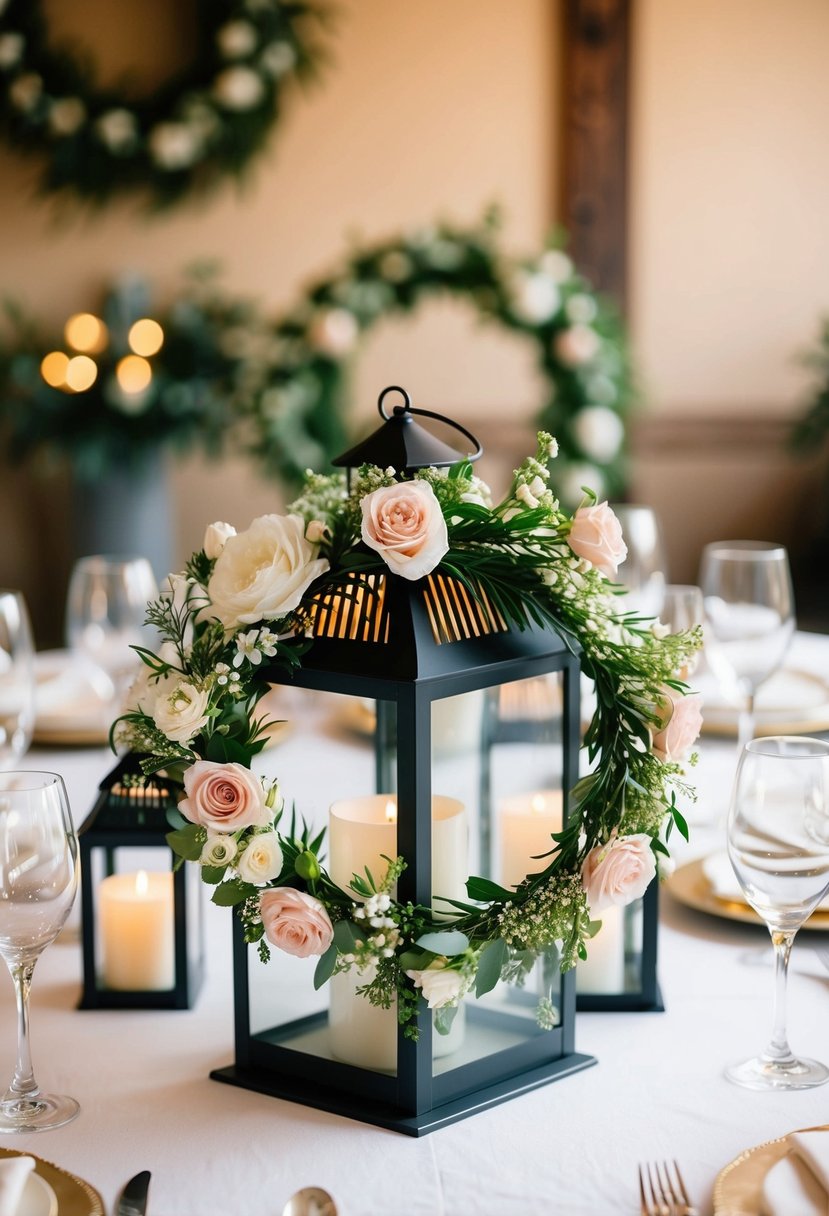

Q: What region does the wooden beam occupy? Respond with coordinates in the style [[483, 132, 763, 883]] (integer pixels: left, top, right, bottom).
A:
[[560, 0, 631, 309]]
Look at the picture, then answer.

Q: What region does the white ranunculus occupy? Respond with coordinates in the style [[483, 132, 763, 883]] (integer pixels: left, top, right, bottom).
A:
[[554, 324, 601, 368], [9, 72, 41, 111], [148, 122, 202, 169], [152, 675, 211, 743], [95, 108, 138, 152], [0, 33, 25, 69], [236, 831, 283, 884], [539, 249, 573, 283], [557, 461, 605, 508], [213, 66, 265, 110], [307, 308, 359, 358], [508, 271, 560, 325], [201, 833, 238, 867], [406, 960, 464, 1009], [217, 19, 258, 58], [206, 513, 329, 630], [204, 521, 237, 559], [572, 406, 625, 463], [48, 97, 86, 136], [260, 40, 297, 77]]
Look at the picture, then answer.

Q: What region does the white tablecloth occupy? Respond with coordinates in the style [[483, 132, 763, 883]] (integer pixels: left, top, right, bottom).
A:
[[2, 633, 829, 1215]]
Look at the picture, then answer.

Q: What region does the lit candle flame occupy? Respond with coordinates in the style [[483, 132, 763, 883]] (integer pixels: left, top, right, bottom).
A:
[[135, 869, 149, 897], [384, 800, 397, 824]]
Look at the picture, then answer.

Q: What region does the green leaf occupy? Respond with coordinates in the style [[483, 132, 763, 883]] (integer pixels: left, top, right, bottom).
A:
[[399, 948, 433, 972], [165, 824, 204, 862], [434, 1003, 459, 1035], [415, 930, 469, 956], [200, 865, 225, 885], [671, 806, 690, 842], [212, 878, 254, 907], [204, 733, 253, 766], [332, 920, 363, 951], [475, 938, 508, 997], [465, 875, 515, 902], [313, 942, 339, 990]]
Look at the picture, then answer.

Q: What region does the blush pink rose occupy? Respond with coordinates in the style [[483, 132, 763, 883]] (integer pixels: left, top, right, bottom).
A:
[[179, 761, 271, 833], [566, 502, 628, 578], [260, 887, 334, 958], [651, 687, 704, 763], [581, 833, 656, 913], [361, 479, 449, 580]]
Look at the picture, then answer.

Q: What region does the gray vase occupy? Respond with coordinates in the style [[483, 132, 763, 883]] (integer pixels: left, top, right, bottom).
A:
[[71, 459, 174, 583]]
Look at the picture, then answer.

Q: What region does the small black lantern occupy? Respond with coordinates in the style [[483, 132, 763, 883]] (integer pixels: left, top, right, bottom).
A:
[[78, 755, 205, 1010], [210, 387, 596, 1135], [478, 680, 663, 1012]]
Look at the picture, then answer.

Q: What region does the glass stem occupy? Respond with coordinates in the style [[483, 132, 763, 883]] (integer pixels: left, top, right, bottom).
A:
[[5, 960, 39, 1103], [737, 691, 756, 752], [765, 931, 796, 1065]]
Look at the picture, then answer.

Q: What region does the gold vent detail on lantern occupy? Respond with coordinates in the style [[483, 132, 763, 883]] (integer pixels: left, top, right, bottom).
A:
[[305, 572, 506, 645], [306, 575, 389, 644], [423, 573, 506, 644]]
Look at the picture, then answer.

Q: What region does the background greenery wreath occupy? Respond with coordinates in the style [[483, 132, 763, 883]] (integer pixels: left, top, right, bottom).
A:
[[0, 0, 327, 209], [251, 213, 635, 503]]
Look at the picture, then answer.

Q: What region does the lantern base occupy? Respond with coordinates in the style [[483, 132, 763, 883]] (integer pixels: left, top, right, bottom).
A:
[[576, 980, 664, 1014], [209, 1050, 596, 1137]]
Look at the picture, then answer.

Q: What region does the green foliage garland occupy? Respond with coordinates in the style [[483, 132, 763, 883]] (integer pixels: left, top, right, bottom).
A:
[[0, 0, 327, 209]]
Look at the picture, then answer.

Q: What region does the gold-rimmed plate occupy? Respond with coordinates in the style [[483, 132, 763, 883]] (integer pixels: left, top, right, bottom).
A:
[[697, 668, 829, 738], [666, 857, 829, 932], [713, 1125, 829, 1214], [0, 1149, 104, 1216]]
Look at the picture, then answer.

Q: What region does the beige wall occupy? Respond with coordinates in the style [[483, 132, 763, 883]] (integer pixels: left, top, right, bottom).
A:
[[629, 0, 829, 585]]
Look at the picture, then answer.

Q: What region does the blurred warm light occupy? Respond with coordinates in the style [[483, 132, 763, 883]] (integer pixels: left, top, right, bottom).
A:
[[64, 313, 108, 354], [116, 354, 152, 393], [40, 350, 69, 388], [65, 355, 98, 392], [128, 318, 164, 357]]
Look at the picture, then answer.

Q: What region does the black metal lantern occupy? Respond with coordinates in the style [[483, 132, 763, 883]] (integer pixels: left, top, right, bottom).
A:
[[210, 387, 596, 1135], [478, 681, 663, 1012], [78, 755, 205, 1010]]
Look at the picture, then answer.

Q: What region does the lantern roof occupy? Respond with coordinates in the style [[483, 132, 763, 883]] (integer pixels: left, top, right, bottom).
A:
[[332, 386, 483, 474]]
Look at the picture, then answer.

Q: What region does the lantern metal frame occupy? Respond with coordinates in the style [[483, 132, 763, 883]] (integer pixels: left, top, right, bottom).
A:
[[78, 757, 205, 1011], [477, 685, 663, 1013], [211, 572, 596, 1135]]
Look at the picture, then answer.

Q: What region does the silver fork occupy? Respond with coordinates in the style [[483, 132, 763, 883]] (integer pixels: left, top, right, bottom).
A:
[[638, 1161, 698, 1216]]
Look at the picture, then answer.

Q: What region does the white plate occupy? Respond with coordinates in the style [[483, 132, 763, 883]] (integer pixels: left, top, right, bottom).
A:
[[19, 1172, 58, 1216], [33, 651, 114, 745], [693, 667, 829, 736]]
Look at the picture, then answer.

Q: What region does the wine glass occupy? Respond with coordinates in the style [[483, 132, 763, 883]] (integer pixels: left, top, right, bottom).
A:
[[0, 592, 35, 769], [699, 541, 795, 749], [65, 555, 158, 702], [0, 771, 80, 1130], [726, 736, 829, 1090], [610, 505, 666, 618]]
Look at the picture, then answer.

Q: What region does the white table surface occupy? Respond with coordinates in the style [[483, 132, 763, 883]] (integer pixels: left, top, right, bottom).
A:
[[3, 632, 829, 1216]]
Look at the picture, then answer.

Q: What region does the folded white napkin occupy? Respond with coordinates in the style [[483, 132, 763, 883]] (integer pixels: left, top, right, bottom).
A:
[[763, 1131, 829, 1215], [34, 650, 115, 733], [703, 851, 829, 911], [0, 1155, 35, 1216]]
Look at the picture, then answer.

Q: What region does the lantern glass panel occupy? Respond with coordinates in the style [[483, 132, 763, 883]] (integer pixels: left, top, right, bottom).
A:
[[88, 845, 176, 993]]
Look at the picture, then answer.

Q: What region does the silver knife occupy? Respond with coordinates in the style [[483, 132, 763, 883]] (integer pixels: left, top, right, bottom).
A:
[[117, 1171, 151, 1216]]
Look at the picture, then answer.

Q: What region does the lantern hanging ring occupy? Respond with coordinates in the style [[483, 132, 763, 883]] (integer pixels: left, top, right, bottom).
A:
[[377, 386, 483, 463]]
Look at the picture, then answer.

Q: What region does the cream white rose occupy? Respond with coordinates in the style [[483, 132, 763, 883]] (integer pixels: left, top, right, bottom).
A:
[[361, 480, 449, 581], [204, 520, 237, 559], [236, 831, 283, 884], [200, 833, 238, 867], [152, 676, 211, 743], [406, 959, 464, 1009], [206, 513, 329, 630]]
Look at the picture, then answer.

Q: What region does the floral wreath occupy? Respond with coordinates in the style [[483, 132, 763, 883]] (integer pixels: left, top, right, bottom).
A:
[[115, 433, 702, 1035], [0, 0, 326, 209], [249, 214, 635, 501]]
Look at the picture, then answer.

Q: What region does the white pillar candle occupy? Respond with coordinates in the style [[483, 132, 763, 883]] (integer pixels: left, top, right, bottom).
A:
[[328, 794, 468, 1070], [99, 870, 175, 991], [498, 790, 562, 889], [576, 903, 626, 994]]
